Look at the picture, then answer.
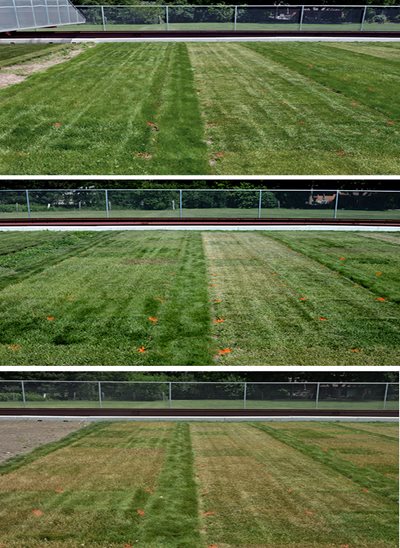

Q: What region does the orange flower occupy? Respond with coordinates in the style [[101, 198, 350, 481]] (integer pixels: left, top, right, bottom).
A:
[[339, 257, 346, 261], [299, 297, 307, 302], [213, 318, 225, 324], [319, 317, 328, 322], [46, 315, 55, 321], [203, 511, 215, 517], [137, 346, 146, 353], [375, 297, 386, 302], [32, 509, 44, 517], [148, 316, 158, 324], [351, 348, 361, 353], [208, 545, 218, 548], [375, 271, 382, 277], [136, 509, 145, 517], [124, 544, 133, 548], [218, 348, 232, 355], [55, 487, 64, 494], [214, 299, 222, 304]]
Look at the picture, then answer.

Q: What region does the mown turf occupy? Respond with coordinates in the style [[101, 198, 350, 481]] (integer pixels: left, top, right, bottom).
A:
[[1, 42, 400, 174], [0, 420, 396, 546], [0, 230, 399, 365], [0, 231, 211, 365]]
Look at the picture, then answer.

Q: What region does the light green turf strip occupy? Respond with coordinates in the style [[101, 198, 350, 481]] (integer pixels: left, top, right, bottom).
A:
[[202, 231, 400, 365], [0, 43, 208, 175], [188, 42, 400, 174]]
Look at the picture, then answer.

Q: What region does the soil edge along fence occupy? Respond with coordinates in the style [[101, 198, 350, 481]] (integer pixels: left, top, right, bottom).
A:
[[7, 4, 400, 34], [0, 381, 398, 410], [0, 189, 399, 222]]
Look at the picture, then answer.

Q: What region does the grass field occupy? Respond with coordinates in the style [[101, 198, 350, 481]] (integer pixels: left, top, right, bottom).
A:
[[0, 420, 397, 546], [1, 41, 400, 174], [1, 206, 399, 220], [0, 399, 397, 409], [0, 230, 399, 365]]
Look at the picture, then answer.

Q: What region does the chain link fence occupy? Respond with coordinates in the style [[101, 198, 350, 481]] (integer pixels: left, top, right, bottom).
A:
[[0, 0, 85, 33], [0, 381, 398, 409], [1, 189, 399, 221], [3, 4, 400, 33]]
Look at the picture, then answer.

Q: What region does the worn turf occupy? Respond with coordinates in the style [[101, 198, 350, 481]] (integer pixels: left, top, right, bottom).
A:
[[0, 230, 399, 365], [0, 42, 399, 174], [0, 421, 397, 546], [0, 44, 65, 68]]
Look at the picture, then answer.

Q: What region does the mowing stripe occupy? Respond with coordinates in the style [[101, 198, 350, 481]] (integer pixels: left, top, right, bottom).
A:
[[330, 421, 400, 442], [138, 422, 202, 546], [252, 422, 398, 503]]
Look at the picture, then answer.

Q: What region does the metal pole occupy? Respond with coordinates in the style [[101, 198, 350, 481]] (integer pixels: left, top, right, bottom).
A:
[[299, 5, 305, 31], [165, 5, 169, 31], [45, 0, 50, 26], [360, 5, 367, 31], [98, 381, 102, 408], [11, 0, 21, 30], [383, 383, 389, 409], [101, 6, 106, 31], [258, 189, 262, 219], [243, 382, 247, 409], [169, 382, 172, 408], [30, 0, 37, 29], [179, 189, 183, 219], [105, 189, 109, 218], [334, 190, 339, 220], [25, 189, 31, 219], [21, 381, 26, 407], [315, 382, 320, 409], [234, 5, 237, 31]]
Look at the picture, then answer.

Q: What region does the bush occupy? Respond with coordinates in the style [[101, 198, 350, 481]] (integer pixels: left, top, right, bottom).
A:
[[372, 14, 387, 24]]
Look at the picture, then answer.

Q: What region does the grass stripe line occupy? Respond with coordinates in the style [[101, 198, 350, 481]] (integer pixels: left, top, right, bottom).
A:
[[251, 422, 398, 504]]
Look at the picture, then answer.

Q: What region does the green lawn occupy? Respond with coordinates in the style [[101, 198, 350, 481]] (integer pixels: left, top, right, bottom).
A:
[[1, 206, 399, 220], [0, 230, 399, 365], [0, 398, 397, 409], [1, 41, 400, 174], [0, 421, 397, 546]]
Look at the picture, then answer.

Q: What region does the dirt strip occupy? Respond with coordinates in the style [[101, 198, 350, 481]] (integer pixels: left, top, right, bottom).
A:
[[0, 419, 89, 464], [0, 46, 85, 89]]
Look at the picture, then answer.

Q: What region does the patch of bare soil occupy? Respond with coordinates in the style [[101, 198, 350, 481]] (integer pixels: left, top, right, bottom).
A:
[[0, 419, 89, 463], [0, 46, 85, 89]]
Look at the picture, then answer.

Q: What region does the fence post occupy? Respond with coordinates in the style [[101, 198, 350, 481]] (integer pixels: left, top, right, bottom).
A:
[[258, 189, 262, 219], [179, 189, 183, 219], [360, 5, 367, 31], [243, 382, 247, 409], [299, 5, 305, 31], [30, 0, 38, 30], [105, 189, 109, 218], [333, 190, 339, 220], [234, 5, 237, 31], [169, 382, 172, 408], [101, 5, 106, 31], [315, 382, 320, 409], [383, 383, 389, 409], [21, 381, 26, 407], [45, 0, 50, 26], [25, 189, 31, 219], [98, 381, 102, 408], [165, 5, 169, 31]]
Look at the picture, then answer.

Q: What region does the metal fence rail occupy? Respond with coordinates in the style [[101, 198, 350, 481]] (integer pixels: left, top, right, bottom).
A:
[[0, 188, 399, 221], [0, 381, 398, 409], [4, 4, 400, 33], [0, 0, 85, 33]]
